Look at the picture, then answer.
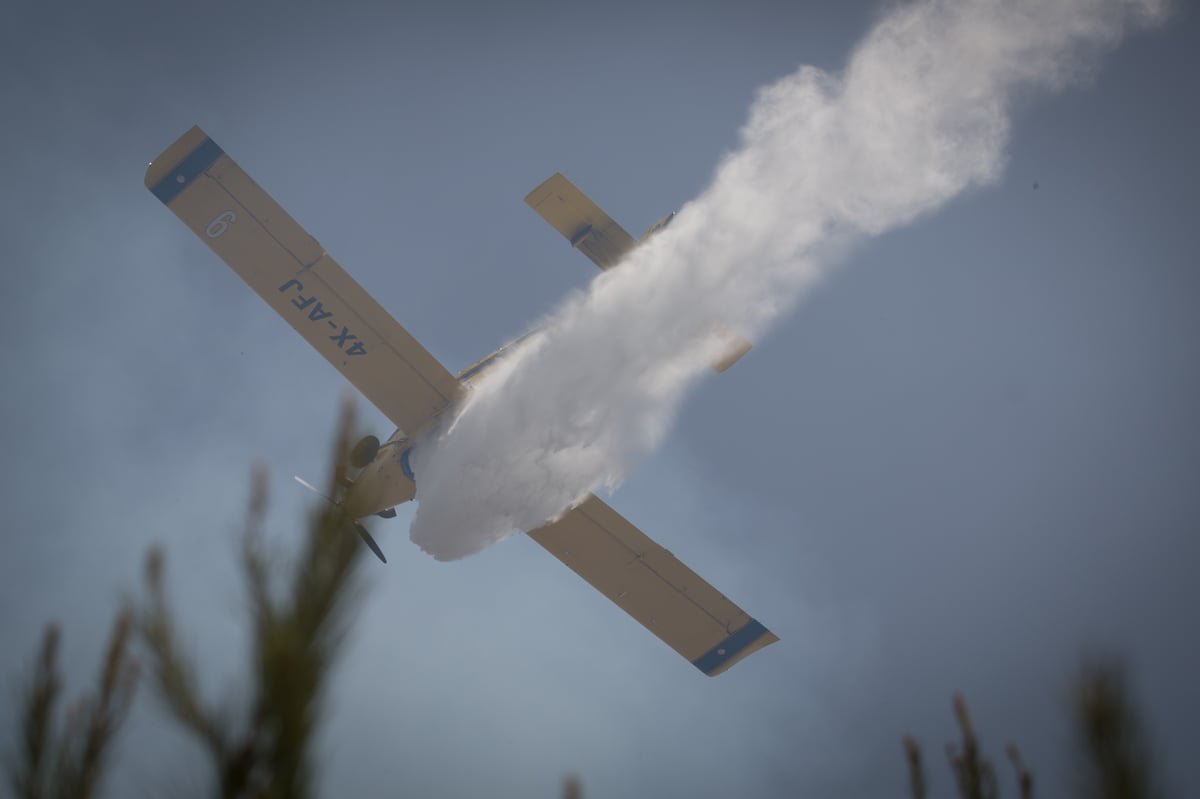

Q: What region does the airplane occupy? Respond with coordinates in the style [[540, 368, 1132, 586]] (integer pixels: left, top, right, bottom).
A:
[[145, 126, 776, 676]]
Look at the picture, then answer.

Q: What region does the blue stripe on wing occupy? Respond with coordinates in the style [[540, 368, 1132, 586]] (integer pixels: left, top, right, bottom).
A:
[[691, 619, 773, 676], [149, 136, 225, 205]]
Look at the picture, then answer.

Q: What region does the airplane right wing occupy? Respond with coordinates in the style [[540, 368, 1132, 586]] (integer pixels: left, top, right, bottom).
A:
[[145, 126, 463, 435], [527, 495, 778, 676]]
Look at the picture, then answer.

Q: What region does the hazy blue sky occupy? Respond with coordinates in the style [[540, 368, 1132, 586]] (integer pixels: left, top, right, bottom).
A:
[[2, 1, 1197, 797]]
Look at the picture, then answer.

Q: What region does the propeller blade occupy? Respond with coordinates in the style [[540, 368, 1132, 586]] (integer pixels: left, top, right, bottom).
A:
[[296, 476, 385, 563], [353, 522, 388, 564], [293, 475, 333, 505]]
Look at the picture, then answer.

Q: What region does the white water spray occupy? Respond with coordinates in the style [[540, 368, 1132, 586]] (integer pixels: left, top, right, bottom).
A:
[[410, 0, 1168, 560]]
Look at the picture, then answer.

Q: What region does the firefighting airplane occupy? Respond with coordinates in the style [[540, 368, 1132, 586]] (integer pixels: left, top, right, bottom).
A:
[[145, 126, 776, 676]]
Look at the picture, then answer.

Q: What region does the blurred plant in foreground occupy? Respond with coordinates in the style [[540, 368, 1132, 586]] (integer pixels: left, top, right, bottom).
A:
[[1074, 660, 1164, 799], [5, 614, 137, 799], [5, 401, 368, 799], [0, 402, 1169, 799], [4, 401, 589, 799], [134, 401, 368, 798], [903, 662, 1163, 799], [902, 693, 1023, 799]]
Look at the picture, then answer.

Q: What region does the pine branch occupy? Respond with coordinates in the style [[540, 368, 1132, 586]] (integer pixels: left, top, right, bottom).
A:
[[945, 693, 1000, 799], [1007, 743, 1033, 799], [9, 624, 60, 799], [562, 774, 583, 799], [902, 734, 926, 799], [6, 614, 138, 799], [135, 399, 367, 799], [1074, 661, 1162, 799]]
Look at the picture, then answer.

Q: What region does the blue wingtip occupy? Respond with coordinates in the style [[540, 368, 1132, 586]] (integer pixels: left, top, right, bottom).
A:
[[148, 136, 224, 205], [691, 619, 773, 676]]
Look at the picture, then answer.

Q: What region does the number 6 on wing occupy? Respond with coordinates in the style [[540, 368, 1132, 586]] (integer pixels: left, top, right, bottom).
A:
[[205, 210, 236, 238]]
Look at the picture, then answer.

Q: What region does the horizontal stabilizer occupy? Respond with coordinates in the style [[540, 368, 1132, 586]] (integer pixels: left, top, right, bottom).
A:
[[525, 172, 752, 373], [525, 173, 636, 270]]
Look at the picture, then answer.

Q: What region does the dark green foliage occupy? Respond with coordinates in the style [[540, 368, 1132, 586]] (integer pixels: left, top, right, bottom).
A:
[[904, 664, 1164, 799], [0, 402, 1175, 798], [945, 693, 999, 799], [7, 612, 138, 799], [1006, 744, 1032, 799], [136, 401, 367, 799], [904, 693, 1024, 799], [1074, 661, 1162, 799], [562, 774, 583, 799], [903, 734, 926, 799]]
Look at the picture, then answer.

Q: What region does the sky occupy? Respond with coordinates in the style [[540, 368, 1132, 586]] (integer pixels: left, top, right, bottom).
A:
[[1, 1, 1198, 797]]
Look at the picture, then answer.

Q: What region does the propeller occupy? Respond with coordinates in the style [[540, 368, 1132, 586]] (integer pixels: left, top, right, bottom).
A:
[[293, 475, 332, 502], [353, 522, 388, 564], [292, 475, 388, 564]]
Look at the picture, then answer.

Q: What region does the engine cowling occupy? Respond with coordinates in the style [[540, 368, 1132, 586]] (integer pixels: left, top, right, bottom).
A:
[[341, 432, 417, 518], [350, 435, 381, 468]]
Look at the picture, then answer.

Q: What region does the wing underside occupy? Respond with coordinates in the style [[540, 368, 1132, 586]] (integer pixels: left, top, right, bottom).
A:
[[144, 126, 462, 434], [528, 495, 777, 676]]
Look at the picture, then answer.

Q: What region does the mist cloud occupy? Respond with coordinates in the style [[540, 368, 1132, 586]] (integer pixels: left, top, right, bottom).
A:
[[409, 0, 1168, 561]]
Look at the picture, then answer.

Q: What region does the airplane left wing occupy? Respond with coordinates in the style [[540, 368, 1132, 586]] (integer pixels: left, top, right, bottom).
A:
[[145, 126, 462, 434], [528, 495, 778, 676]]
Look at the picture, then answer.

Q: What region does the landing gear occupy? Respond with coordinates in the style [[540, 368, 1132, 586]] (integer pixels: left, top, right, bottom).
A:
[[350, 434, 380, 468]]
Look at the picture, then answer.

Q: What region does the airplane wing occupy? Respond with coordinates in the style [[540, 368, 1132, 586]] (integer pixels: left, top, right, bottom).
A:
[[144, 126, 462, 435], [528, 495, 778, 676]]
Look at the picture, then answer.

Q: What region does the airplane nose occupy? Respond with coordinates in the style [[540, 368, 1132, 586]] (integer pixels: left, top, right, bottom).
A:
[[350, 435, 381, 468]]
